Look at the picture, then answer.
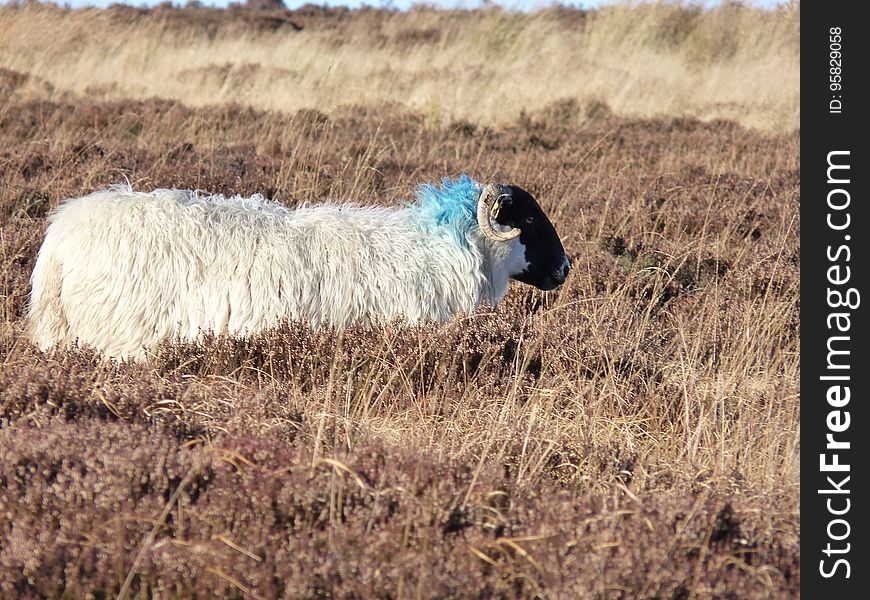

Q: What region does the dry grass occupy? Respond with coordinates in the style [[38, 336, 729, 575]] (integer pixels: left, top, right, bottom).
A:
[[0, 2, 799, 131], [0, 3, 799, 598]]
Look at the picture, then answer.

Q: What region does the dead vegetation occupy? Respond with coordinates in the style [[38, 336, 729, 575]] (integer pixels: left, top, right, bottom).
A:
[[0, 3, 799, 598], [0, 2, 799, 131]]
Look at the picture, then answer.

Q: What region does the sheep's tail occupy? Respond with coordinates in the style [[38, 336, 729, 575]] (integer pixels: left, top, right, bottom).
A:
[[27, 241, 69, 351]]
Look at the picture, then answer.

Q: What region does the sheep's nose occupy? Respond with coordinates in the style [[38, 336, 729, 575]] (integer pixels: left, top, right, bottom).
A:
[[552, 256, 570, 284]]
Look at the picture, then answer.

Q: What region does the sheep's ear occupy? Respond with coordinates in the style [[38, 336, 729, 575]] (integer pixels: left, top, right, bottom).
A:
[[478, 184, 521, 241], [490, 191, 513, 221]]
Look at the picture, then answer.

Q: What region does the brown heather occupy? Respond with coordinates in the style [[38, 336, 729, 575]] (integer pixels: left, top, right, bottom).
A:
[[0, 4, 798, 599]]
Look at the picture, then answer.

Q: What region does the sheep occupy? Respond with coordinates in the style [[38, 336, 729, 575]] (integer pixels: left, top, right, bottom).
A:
[[28, 175, 569, 359]]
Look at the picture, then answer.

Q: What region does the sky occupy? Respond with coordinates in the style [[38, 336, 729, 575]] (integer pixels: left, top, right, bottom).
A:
[[21, 0, 791, 12]]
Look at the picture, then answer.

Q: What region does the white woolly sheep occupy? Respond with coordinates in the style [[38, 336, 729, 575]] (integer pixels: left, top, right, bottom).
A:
[[28, 175, 569, 359]]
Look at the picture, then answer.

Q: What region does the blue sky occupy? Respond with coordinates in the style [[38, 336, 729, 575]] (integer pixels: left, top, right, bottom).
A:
[[25, 0, 791, 11]]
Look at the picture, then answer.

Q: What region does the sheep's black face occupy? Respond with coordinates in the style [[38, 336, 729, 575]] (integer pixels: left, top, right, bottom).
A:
[[493, 186, 570, 291]]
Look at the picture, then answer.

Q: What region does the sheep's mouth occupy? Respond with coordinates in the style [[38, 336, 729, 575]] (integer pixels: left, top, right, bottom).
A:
[[535, 276, 563, 291]]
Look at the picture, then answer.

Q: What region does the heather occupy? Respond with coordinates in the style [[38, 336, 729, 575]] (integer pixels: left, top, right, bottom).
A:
[[0, 3, 799, 598]]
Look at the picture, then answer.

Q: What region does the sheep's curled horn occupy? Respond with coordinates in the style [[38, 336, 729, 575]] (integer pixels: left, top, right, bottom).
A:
[[477, 183, 521, 241]]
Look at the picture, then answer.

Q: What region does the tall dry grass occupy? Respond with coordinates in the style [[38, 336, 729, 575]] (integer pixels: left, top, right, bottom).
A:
[[0, 3, 800, 597], [0, 92, 799, 596], [0, 1, 799, 131]]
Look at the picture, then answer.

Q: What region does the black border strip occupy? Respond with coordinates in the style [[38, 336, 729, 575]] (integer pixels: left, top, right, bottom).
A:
[[802, 2, 868, 596]]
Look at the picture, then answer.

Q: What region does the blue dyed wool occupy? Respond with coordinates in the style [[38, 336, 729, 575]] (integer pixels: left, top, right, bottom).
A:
[[407, 174, 482, 241]]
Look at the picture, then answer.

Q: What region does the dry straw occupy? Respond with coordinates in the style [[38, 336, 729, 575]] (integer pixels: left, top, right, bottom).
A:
[[0, 2, 799, 131]]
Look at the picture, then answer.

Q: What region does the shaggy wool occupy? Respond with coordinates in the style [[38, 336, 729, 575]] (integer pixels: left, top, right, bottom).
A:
[[28, 176, 529, 358]]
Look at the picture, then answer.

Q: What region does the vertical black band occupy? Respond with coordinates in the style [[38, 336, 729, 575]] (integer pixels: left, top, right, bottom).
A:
[[802, 2, 868, 595]]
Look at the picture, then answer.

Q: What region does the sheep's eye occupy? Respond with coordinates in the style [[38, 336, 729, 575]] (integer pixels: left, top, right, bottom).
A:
[[524, 216, 536, 224]]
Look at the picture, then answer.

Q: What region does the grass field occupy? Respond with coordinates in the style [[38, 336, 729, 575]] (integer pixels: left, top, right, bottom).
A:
[[0, 2, 800, 598], [1, 2, 799, 131]]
